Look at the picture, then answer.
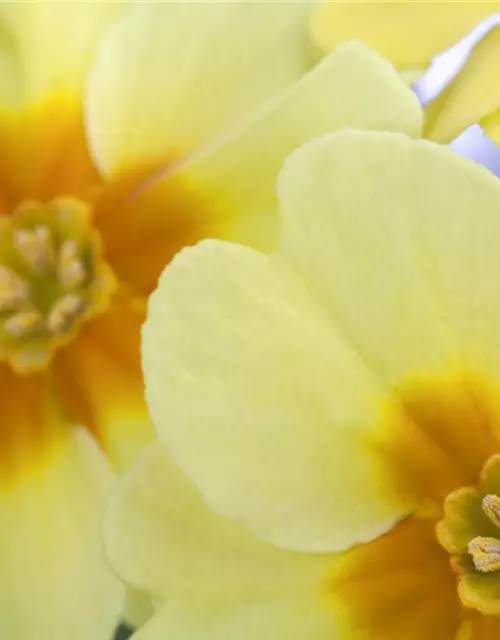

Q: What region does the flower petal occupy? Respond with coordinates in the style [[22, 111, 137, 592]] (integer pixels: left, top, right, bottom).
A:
[[177, 42, 422, 251], [105, 442, 332, 597], [143, 241, 410, 553], [0, 1, 125, 107], [129, 593, 340, 640], [311, 1, 500, 67], [105, 442, 339, 640], [425, 27, 500, 142], [122, 588, 154, 630], [399, 69, 425, 86], [54, 298, 154, 471], [480, 108, 500, 144], [92, 41, 421, 298], [87, 0, 313, 175], [278, 131, 500, 382], [0, 373, 122, 639]]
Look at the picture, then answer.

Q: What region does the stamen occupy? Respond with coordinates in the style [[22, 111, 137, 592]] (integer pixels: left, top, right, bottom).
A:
[[57, 240, 85, 291], [46, 294, 83, 334], [0, 197, 115, 373], [483, 494, 500, 528], [14, 225, 54, 272], [0, 266, 29, 309], [4, 310, 43, 338], [468, 536, 500, 572]]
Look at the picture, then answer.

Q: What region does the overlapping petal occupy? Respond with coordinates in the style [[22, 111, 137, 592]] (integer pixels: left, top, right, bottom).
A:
[[143, 131, 500, 559], [278, 131, 500, 381], [179, 42, 422, 251], [104, 443, 343, 640], [86, 0, 314, 175], [130, 593, 343, 640], [425, 27, 500, 142], [0, 0, 126, 108], [311, 1, 500, 68], [0, 371, 121, 639], [96, 41, 422, 299], [142, 239, 410, 553]]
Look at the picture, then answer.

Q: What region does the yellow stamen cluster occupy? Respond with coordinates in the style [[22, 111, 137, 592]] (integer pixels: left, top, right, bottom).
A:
[[469, 494, 500, 572], [0, 197, 116, 373]]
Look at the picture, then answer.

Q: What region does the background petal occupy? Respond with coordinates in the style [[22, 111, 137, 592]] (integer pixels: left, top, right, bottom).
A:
[[130, 592, 343, 640], [0, 0, 126, 107], [104, 443, 332, 598], [424, 27, 500, 142], [105, 442, 342, 640], [87, 0, 314, 175], [90, 41, 422, 299], [0, 384, 122, 640], [175, 42, 422, 251], [311, 1, 500, 67], [122, 588, 154, 630]]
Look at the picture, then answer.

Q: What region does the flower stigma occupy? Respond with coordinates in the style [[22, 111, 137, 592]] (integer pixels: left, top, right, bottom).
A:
[[0, 197, 116, 374]]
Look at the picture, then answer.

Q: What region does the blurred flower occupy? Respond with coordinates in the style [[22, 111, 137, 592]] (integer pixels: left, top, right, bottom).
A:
[[311, 2, 500, 71], [0, 1, 421, 638], [311, 2, 500, 143], [107, 131, 500, 639]]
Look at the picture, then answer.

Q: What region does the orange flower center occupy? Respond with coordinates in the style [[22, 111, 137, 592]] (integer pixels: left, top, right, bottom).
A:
[[329, 375, 500, 639], [0, 197, 115, 374]]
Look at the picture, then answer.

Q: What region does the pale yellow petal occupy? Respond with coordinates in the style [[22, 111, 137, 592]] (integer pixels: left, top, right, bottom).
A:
[[0, 426, 122, 639], [143, 242, 410, 553], [279, 131, 500, 382], [278, 132, 449, 383], [311, 1, 500, 67], [131, 593, 345, 640], [174, 42, 422, 251], [87, 0, 314, 175], [105, 443, 345, 640], [123, 588, 154, 630], [399, 68, 426, 86], [425, 27, 500, 142], [0, 0, 126, 107], [105, 443, 332, 597], [480, 108, 500, 144]]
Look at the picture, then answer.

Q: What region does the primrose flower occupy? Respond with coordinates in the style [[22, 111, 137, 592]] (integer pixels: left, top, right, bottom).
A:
[[311, 2, 500, 143], [0, 2, 422, 638], [106, 131, 500, 639]]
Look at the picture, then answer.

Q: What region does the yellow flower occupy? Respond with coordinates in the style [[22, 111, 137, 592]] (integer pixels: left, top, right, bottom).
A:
[[105, 131, 500, 639], [0, 2, 422, 638], [311, 1, 500, 144]]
